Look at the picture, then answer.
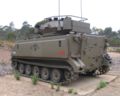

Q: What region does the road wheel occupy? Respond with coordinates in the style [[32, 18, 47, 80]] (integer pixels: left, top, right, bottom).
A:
[[51, 69, 62, 83], [64, 70, 71, 81], [41, 68, 50, 80], [25, 65, 32, 75], [18, 64, 25, 74], [33, 66, 40, 77]]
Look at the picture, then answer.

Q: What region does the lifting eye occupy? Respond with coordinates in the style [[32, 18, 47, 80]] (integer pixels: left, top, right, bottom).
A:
[[59, 41, 62, 47]]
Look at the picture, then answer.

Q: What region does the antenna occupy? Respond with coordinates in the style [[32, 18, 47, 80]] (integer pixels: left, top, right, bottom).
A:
[[80, 0, 84, 22], [80, 0, 82, 18], [58, 0, 60, 17], [58, 0, 61, 31]]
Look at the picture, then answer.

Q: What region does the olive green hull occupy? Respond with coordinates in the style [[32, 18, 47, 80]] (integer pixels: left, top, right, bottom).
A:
[[12, 34, 111, 73]]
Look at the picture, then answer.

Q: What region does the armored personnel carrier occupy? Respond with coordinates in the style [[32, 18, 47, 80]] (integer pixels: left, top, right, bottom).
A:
[[11, 15, 111, 84]]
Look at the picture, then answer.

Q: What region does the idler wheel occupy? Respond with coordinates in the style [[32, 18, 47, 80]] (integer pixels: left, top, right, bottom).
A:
[[19, 64, 25, 74], [41, 68, 50, 80], [33, 66, 40, 77], [25, 65, 32, 75], [51, 69, 62, 83]]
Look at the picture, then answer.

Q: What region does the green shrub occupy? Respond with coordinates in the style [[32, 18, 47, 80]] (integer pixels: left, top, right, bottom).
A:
[[14, 71, 20, 80], [0, 40, 3, 47], [73, 91, 78, 95], [97, 80, 108, 90], [109, 38, 120, 47], [50, 83, 55, 89], [68, 88, 74, 94], [108, 47, 120, 53], [56, 84, 61, 91], [0, 60, 5, 65], [31, 75, 38, 85], [116, 48, 120, 53], [6, 32, 16, 41]]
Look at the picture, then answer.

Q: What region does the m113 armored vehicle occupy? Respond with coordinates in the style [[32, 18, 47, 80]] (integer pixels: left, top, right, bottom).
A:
[[11, 15, 111, 84]]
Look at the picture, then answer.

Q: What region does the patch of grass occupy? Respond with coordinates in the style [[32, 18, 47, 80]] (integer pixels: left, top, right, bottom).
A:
[[0, 40, 14, 49], [97, 80, 108, 90], [116, 48, 120, 53], [0, 40, 3, 47], [31, 75, 39, 85], [50, 83, 55, 89], [0, 60, 5, 65], [14, 71, 20, 80], [108, 47, 120, 53], [73, 91, 78, 95], [68, 88, 78, 94], [68, 88, 74, 94], [56, 84, 61, 92]]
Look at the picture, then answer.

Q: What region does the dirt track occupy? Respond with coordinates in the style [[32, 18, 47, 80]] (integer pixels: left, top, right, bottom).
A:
[[0, 48, 120, 96]]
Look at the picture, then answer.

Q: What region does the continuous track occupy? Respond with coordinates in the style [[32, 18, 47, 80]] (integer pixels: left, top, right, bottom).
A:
[[12, 59, 79, 85]]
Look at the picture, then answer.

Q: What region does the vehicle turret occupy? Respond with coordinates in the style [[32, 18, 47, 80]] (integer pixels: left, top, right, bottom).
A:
[[34, 15, 90, 36]]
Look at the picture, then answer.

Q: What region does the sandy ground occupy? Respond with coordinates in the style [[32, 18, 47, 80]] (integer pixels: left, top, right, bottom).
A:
[[0, 47, 11, 64], [87, 52, 120, 96], [0, 75, 69, 96], [0, 48, 120, 96], [0, 48, 70, 96], [108, 52, 120, 75], [0, 48, 12, 76]]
